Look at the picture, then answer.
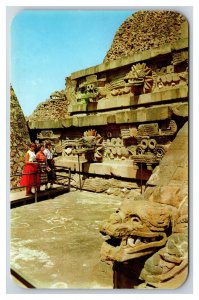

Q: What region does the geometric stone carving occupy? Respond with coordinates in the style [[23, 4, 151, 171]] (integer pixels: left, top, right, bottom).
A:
[[156, 70, 188, 90], [137, 123, 159, 136], [104, 137, 130, 160], [129, 120, 177, 169], [137, 120, 177, 138]]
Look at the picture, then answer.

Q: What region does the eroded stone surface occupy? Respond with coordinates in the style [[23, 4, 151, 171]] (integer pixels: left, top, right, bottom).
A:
[[28, 89, 69, 122], [10, 86, 30, 188], [104, 11, 187, 62], [11, 191, 121, 288], [100, 122, 188, 289]]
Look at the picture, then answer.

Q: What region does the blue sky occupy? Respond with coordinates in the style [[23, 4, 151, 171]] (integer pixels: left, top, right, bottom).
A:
[[11, 9, 136, 116]]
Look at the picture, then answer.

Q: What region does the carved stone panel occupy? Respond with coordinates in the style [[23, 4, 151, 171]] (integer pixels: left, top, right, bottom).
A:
[[124, 63, 154, 94], [76, 75, 107, 103]]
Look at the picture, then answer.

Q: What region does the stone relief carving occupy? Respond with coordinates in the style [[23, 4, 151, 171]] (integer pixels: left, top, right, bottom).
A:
[[109, 77, 131, 96], [54, 141, 63, 155], [102, 120, 176, 168], [172, 50, 188, 66], [37, 130, 61, 139], [58, 120, 177, 168], [71, 50, 188, 107], [155, 64, 188, 90], [124, 63, 154, 94], [80, 130, 104, 162], [50, 90, 67, 100], [100, 194, 188, 288], [61, 129, 104, 162], [72, 59, 188, 106], [103, 137, 130, 160], [131, 120, 177, 170], [100, 198, 176, 262], [76, 75, 107, 103]]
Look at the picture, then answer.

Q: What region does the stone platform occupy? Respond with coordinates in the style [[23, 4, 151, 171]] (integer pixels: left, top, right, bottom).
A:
[[10, 190, 121, 289], [10, 184, 70, 208]]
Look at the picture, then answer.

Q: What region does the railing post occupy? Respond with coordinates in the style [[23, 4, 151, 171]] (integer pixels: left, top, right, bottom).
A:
[[140, 162, 143, 194], [68, 168, 71, 192], [77, 153, 82, 191]]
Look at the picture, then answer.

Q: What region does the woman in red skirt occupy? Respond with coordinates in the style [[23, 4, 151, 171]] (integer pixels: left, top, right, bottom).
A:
[[20, 143, 40, 196]]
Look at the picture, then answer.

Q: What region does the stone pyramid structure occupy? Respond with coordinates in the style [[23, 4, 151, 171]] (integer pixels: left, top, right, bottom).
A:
[[104, 10, 187, 62], [10, 85, 30, 188]]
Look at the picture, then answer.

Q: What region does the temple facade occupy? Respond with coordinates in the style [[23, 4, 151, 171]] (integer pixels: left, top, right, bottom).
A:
[[27, 11, 188, 198], [10, 10, 189, 289]]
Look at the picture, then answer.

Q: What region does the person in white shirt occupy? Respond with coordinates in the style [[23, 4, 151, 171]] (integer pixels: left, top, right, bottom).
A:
[[44, 142, 56, 189]]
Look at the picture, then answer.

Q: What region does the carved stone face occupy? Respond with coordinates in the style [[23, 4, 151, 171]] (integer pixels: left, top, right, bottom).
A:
[[86, 83, 96, 94], [100, 198, 175, 262], [124, 63, 153, 94], [128, 68, 145, 85]]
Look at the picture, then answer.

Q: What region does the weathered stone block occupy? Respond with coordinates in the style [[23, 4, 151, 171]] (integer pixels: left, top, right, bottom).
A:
[[171, 167, 188, 182], [171, 103, 188, 117], [62, 118, 73, 128], [68, 103, 87, 113]]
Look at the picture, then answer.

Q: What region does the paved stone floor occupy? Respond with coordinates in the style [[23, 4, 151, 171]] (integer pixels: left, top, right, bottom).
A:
[[10, 190, 121, 289]]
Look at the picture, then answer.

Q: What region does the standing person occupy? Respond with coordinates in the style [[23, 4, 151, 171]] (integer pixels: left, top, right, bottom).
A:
[[20, 143, 40, 196], [44, 142, 56, 189], [36, 144, 48, 191]]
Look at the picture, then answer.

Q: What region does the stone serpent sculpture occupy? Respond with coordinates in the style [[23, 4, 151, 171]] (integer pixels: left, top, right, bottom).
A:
[[100, 122, 188, 289]]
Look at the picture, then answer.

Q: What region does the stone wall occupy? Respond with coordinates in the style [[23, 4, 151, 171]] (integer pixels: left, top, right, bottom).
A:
[[10, 86, 31, 189], [104, 10, 187, 63], [28, 90, 69, 122]]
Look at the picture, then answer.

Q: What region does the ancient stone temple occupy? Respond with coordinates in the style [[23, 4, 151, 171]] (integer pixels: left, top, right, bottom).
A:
[[10, 85, 31, 188], [25, 10, 188, 289], [28, 10, 188, 198]]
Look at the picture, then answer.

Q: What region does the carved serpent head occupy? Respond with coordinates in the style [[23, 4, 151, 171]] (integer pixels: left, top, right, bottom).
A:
[[100, 197, 176, 263]]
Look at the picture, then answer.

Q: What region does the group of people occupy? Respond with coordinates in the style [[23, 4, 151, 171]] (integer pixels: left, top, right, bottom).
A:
[[20, 142, 56, 196]]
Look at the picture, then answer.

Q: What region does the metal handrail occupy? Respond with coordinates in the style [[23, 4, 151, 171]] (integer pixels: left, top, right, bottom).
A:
[[10, 166, 71, 203]]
